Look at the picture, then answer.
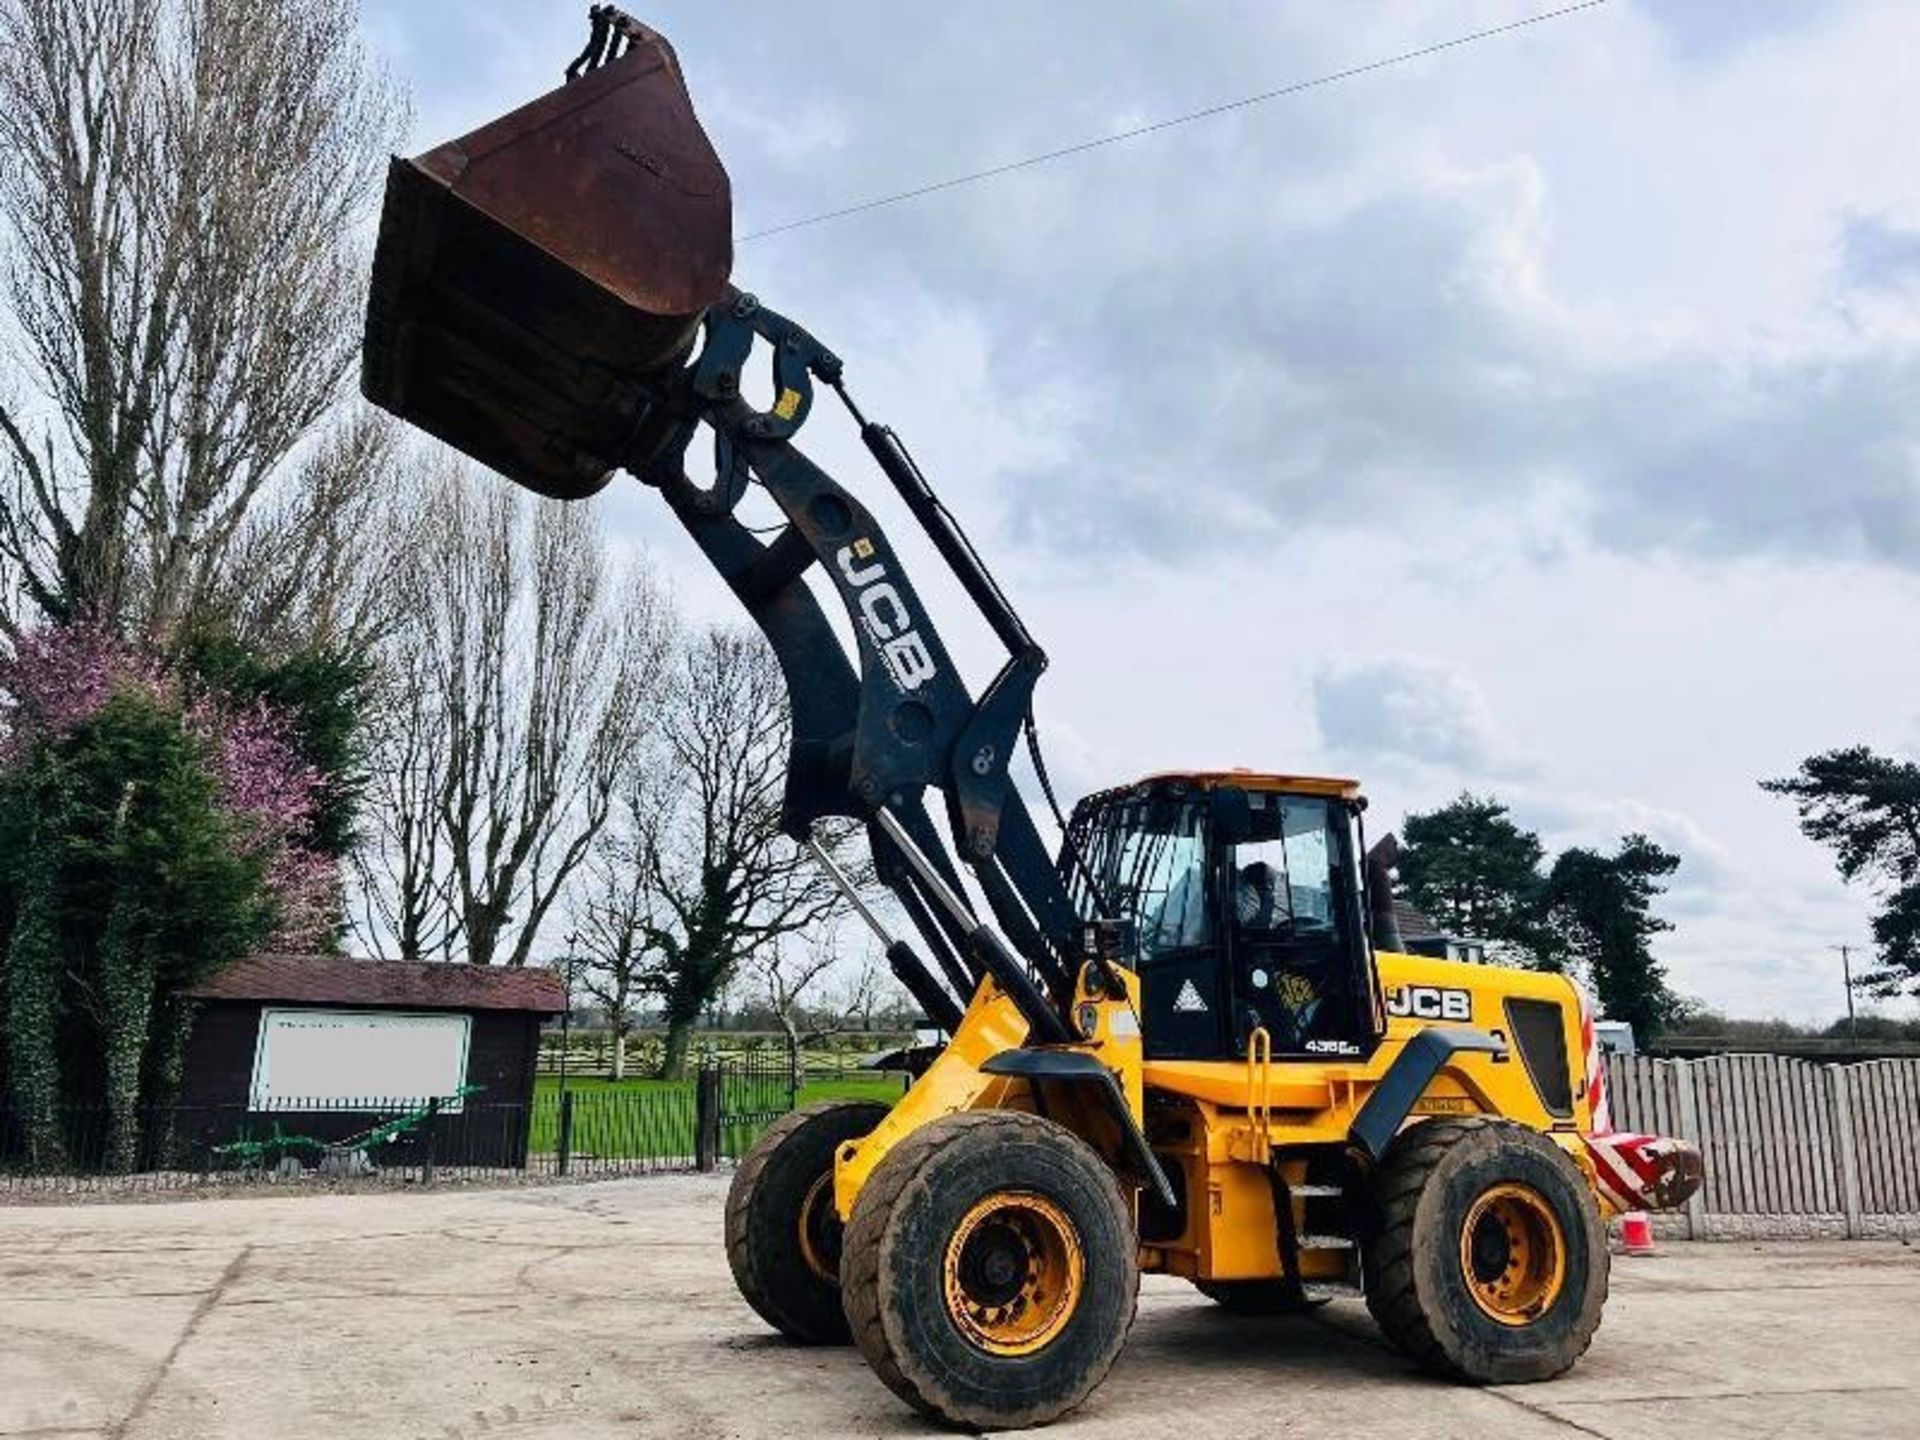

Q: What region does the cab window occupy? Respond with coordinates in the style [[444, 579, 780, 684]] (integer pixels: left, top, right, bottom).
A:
[[1230, 795, 1339, 936], [1071, 795, 1212, 962]]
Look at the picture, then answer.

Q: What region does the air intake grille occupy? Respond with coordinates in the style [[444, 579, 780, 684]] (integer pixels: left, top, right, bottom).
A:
[[1503, 998, 1574, 1118]]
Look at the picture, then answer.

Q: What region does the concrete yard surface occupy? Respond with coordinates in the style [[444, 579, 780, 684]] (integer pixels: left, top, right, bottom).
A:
[[2, 1176, 1915, 1439]]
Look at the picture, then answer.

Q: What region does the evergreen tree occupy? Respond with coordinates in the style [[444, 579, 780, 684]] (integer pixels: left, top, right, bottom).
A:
[[1543, 835, 1682, 1041], [0, 688, 271, 1166], [2, 826, 66, 1168], [1763, 747, 1920, 994], [1398, 793, 1552, 963]]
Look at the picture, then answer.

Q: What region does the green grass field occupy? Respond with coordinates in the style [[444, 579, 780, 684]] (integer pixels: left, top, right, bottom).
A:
[[527, 1071, 905, 1160]]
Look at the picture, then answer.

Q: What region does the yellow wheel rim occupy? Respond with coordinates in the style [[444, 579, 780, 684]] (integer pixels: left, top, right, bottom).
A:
[[942, 1191, 1085, 1357], [1460, 1182, 1567, 1326], [796, 1172, 841, 1285]]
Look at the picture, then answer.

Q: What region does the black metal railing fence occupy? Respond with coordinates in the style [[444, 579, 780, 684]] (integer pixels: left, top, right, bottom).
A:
[[0, 1050, 890, 1196]]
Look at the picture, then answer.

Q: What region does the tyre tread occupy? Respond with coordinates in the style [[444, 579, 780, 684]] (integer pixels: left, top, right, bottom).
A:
[[725, 1100, 887, 1343], [840, 1109, 1138, 1427], [1364, 1116, 1608, 1383]]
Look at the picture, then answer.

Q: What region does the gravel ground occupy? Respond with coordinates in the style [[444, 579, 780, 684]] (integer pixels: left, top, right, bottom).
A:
[[2, 1174, 1915, 1439]]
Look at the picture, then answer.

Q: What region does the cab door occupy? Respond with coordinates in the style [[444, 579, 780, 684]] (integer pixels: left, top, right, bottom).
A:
[[1220, 791, 1378, 1060]]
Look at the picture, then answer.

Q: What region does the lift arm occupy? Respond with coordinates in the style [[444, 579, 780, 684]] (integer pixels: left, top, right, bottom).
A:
[[636, 290, 1083, 1043]]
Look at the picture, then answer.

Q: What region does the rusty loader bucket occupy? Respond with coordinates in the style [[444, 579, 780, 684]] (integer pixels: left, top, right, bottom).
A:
[[361, 15, 733, 499]]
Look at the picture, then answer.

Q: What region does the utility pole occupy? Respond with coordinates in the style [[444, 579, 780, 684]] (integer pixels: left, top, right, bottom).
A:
[[1832, 944, 1858, 1040]]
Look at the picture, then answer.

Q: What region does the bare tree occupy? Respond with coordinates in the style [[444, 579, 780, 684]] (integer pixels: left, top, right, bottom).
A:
[[196, 409, 417, 655], [350, 602, 457, 961], [575, 775, 665, 1080], [0, 0, 406, 642], [757, 935, 879, 1097], [629, 627, 870, 1080], [350, 464, 674, 967], [436, 485, 669, 966]]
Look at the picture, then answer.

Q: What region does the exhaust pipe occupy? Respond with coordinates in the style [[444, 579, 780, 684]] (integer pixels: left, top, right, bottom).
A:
[[1366, 833, 1405, 953], [361, 11, 732, 500]]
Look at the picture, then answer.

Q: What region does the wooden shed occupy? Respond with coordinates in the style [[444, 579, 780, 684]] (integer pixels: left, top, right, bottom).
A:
[[177, 956, 565, 1169]]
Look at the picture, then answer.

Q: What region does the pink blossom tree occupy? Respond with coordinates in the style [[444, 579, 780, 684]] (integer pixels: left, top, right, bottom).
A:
[[0, 623, 339, 947]]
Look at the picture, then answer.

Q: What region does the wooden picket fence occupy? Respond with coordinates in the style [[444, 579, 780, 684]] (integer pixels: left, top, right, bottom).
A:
[[1608, 1054, 1920, 1238]]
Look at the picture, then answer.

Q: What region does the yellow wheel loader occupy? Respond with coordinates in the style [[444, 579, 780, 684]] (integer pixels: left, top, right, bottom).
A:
[[362, 10, 1704, 1429]]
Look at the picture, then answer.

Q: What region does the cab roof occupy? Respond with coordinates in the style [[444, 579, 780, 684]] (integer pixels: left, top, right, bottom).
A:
[[1133, 769, 1363, 800]]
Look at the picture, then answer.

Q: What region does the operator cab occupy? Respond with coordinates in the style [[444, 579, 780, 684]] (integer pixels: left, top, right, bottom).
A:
[[1064, 772, 1384, 1062]]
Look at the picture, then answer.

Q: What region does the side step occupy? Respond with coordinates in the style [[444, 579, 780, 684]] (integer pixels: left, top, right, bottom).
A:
[[1302, 1278, 1365, 1302], [1298, 1211, 1360, 1303], [1273, 1155, 1362, 1304]]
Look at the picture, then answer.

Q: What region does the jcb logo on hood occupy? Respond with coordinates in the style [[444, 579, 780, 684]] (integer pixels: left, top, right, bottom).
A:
[[1385, 985, 1472, 1022], [836, 542, 937, 693]]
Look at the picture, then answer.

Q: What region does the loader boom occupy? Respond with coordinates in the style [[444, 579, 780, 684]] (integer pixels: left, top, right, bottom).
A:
[[362, 11, 1086, 1044], [635, 290, 1084, 1044]]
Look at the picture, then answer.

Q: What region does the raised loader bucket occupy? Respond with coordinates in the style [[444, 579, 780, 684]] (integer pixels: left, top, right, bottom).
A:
[[362, 17, 732, 499]]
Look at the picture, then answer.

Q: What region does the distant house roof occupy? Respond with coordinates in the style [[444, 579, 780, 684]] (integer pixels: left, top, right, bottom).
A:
[[185, 955, 566, 1014], [1392, 900, 1448, 941]]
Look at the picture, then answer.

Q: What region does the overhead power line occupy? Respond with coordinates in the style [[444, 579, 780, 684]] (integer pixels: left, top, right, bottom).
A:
[[738, 0, 1609, 243]]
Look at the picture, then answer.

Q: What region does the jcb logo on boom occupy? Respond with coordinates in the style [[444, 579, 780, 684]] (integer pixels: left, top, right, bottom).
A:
[[1385, 985, 1472, 1023], [837, 541, 938, 693]]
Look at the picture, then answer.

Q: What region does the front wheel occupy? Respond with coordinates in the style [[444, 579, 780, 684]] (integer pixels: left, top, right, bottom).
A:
[[725, 1100, 889, 1344], [1365, 1117, 1608, 1384], [840, 1110, 1138, 1430]]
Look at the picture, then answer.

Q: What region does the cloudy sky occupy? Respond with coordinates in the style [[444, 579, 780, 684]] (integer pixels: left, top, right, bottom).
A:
[[362, 1, 1920, 1022]]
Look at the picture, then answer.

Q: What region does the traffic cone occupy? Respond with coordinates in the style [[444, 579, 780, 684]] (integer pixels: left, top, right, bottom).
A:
[[1620, 1211, 1656, 1255]]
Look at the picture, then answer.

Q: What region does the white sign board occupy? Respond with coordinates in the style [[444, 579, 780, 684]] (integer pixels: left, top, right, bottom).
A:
[[249, 1008, 472, 1111]]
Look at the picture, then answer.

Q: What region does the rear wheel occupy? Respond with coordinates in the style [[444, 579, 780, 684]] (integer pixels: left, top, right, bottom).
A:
[[1365, 1117, 1607, 1384], [840, 1110, 1138, 1430], [725, 1100, 888, 1344]]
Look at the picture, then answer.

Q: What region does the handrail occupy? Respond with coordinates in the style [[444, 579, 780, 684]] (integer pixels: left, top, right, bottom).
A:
[[1246, 1026, 1273, 1155]]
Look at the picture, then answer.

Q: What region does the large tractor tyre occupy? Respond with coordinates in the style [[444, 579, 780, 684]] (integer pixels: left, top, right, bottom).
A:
[[1193, 1280, 1327, 1316], [840, 1110, 1139, 1431], [725, 1100, 890, 1345], [1364, 1117, 1609, 1385]]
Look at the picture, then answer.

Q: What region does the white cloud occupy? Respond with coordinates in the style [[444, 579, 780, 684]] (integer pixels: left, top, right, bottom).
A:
[[1314, 656, 1516, 774], [363, 0, 1920, 1021]]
